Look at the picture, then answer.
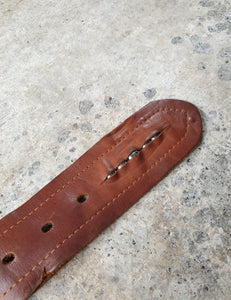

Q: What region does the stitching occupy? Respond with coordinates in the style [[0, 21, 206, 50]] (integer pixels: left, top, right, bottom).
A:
[[0, 109, 188, 299], [0, 107, 178, 239]]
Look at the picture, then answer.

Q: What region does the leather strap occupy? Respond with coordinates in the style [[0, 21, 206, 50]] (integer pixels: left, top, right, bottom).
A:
[[0, 99, 202, 299]]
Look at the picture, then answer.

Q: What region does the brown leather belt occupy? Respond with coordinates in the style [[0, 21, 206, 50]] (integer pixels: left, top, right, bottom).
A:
[[0, 99, 202, 299]]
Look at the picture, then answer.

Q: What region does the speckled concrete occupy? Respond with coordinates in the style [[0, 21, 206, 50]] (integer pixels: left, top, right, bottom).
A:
[[0, 1, 230, 299]]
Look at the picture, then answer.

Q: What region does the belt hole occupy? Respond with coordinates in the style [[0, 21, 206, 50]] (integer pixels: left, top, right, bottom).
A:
[[41, 222, 53, 233], [77, 194, 88, 203], [2, 253, 15, 264]]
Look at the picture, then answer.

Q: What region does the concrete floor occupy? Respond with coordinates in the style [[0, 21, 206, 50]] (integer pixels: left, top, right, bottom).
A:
[[0, 0, 230, 299]]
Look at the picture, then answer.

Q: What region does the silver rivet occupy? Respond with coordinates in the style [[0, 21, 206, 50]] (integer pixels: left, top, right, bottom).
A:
[[118, 161, 126, 169], [128, 150, 139, 160], [105, 129, 165, 181], [142, 139, 151, 148], [151, 132, 160, 141], [106, 173, 112, 180]]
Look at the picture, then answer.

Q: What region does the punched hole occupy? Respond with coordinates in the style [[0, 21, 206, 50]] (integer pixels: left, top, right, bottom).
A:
[[77, 194, 88, 203], [41, 222, 53, 233], [2, 253, 15, 264]]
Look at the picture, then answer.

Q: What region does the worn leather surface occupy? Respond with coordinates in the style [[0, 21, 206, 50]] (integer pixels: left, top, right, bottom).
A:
[[0, 99, 202, 299]]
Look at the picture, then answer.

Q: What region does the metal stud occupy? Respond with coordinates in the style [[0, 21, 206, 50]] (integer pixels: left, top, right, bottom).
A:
[[106, 173, 113, 180], [151, 132, 160, 141], [128, 150, 139, 160], [105, 130, 164, 181], [142, 139, 151, 148], [118, 160, 127, 170]]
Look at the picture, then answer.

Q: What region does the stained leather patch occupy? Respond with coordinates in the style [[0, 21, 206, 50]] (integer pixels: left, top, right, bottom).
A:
[[0, 99, 202, 300]]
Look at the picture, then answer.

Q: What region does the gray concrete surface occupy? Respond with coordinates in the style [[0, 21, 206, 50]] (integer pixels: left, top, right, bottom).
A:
[[0, 0, 230, 299]]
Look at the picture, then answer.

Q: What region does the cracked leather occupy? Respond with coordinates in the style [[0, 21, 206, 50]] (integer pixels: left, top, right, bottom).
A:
[[0, 99, 202, 299]]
